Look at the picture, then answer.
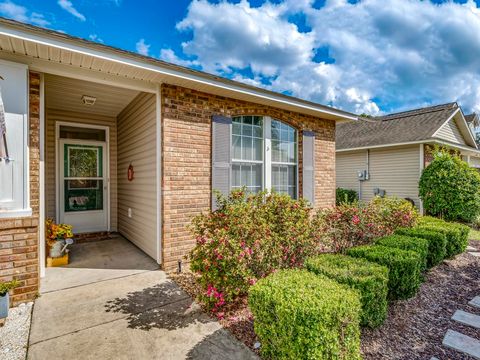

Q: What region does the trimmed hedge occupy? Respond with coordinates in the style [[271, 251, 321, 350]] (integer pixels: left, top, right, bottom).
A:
[[249, 269, 361, 360], [418, 217, 469, 257], [305, 254, 389, 328], [346, 245, 422, 300], [395, 227, 446, 267], [376, 235, 429, 272]]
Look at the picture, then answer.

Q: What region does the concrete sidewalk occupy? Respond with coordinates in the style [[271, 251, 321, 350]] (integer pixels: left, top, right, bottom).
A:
[[29, 239, 257, 360]]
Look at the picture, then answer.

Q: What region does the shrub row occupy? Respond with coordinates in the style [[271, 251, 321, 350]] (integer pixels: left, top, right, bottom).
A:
[[249, 269, 362, 360], [376, 235, 429, 272], [305, 254, 388, 328], [347, 245, 422, 300], [417, 216, 469, 258], [395, 227, 446, 267]]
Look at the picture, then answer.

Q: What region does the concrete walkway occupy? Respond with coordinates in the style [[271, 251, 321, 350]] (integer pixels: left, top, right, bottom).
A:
[[29, 237, 257, 360]]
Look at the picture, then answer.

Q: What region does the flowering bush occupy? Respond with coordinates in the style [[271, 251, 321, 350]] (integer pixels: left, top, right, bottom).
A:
[[312, 196, 418, 253], [188, 190, 316, 310], [46, 218, 74, 246]]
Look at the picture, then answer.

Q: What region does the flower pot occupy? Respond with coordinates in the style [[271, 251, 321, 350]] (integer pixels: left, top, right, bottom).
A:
[[49, 239, 66, 258], [0, 292, 9, 319]]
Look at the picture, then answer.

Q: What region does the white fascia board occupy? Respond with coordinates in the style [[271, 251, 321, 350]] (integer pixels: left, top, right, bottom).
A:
[[431, 108, 478, 149], [336, 140, 426, 152], [336, 138, 480, 155], [0, 24, 357, 122]]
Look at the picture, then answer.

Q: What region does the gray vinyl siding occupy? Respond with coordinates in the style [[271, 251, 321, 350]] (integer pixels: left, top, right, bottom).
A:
[[336, 145, 421, 207], [336, 151, 366, 192], [470, 155, 480, 168], [117, 93, 157, 259], [45, 108, 118, 231], [435, 118, 467, 145]]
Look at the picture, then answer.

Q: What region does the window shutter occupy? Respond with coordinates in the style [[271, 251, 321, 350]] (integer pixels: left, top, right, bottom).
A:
[[211, 115, 232, 210], [302, 130, 315, 206]]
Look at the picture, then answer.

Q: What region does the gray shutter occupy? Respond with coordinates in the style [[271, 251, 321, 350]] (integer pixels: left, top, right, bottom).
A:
[[303, 130, 315, 206], [212, 115, 232, 210]]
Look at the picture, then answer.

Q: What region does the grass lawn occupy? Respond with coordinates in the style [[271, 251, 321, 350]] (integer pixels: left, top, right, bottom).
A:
[[469, 228, 480, 241]]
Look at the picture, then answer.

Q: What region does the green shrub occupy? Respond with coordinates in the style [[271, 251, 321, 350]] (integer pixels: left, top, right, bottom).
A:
[[189, 190, 316, 310], [336, 188, 358, 205], [419, 149, 480, 222], [395, 227, 446, 267], [346, 245, 422, 300], [305, 254, 389, 328], [376, 235, 429, 272], [249, 269, 361, 360], [418, 217, 469, 257]]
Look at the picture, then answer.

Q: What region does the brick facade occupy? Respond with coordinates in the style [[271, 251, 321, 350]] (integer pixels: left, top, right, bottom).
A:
[[0, 72, 40, 305], [424, 144, 460, 167], [161, 84, 336, 271]]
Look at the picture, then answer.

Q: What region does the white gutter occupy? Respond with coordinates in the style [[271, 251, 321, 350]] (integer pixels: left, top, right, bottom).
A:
[[0, 23, 357, 122], [337, 139, 480, 155]]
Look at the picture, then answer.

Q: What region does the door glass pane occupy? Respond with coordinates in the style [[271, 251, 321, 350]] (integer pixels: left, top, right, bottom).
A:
[[64, 180, 103, 212], [65, 145, 102, 178]]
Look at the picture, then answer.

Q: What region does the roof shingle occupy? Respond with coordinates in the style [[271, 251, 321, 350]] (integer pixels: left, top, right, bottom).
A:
[[336, 103, 459, 150]]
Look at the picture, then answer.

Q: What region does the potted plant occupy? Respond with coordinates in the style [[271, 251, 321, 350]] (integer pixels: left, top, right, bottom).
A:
[[46, 219, 74, 258], [0, 280, 19, 322]]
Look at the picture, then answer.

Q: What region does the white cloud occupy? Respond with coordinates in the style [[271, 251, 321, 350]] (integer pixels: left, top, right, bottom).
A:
[[57, 0, 86, 22], [135, 39, 150, 56], [162, 0, 480, 115], [88, 34, 103, 43], [159, 48, 199, 67], [0, 1, 50, 26]]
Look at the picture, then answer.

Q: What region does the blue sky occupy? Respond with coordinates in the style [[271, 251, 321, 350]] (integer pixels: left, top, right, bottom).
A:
[[3, 0, 480, 115]]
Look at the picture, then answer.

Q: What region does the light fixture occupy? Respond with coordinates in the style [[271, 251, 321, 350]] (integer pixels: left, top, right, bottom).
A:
[[81, 95, 96, 106]]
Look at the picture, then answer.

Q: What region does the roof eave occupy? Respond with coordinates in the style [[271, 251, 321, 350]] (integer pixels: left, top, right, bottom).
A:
[[0, 18, 357, 122]]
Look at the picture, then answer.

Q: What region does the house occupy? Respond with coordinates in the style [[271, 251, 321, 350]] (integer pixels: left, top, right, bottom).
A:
[[336, 102, 480, 211], [0, 18, 356, 305]]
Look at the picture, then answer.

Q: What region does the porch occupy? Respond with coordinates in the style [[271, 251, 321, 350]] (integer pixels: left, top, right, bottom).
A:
[[29, 236, 256, 360], [41, 71, 162, 279]]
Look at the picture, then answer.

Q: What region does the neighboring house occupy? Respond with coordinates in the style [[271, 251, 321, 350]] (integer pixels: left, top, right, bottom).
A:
[[336, 102, 480, 211], [465, 113, 480, 146], [0, 18, 356, 305]]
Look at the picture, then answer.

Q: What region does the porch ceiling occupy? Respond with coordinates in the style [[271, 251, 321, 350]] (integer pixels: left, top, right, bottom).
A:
[[45, 74, 140, 117]]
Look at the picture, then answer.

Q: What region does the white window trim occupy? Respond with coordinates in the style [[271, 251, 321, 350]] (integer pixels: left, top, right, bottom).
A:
[[231, 115, 299, 198]]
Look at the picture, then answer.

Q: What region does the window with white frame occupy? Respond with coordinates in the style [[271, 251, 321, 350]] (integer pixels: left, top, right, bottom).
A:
[[231, 115, 297, 198]]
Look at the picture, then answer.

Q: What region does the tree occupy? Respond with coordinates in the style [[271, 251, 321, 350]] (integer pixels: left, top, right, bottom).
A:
[[419, 148, 480, 222]]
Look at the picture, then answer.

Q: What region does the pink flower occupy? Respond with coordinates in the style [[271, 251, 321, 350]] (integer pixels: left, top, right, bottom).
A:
[[352, 215, 360, 225]]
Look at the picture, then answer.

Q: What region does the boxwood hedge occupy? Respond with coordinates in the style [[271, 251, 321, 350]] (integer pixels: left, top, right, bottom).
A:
[[395, 227, 447, 267], [249, 269, 361, 360], [376, 235, 429, 272], [346, 245, 422, 300], [305, 254, 389, 328], [418, 217, 469, 257]]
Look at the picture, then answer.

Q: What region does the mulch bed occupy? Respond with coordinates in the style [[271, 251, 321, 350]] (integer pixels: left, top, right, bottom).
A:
[[170, 239, 480, 359]]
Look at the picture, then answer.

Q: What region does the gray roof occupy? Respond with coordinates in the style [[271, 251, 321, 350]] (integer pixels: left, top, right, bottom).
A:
[[336, 102, 459, 150]]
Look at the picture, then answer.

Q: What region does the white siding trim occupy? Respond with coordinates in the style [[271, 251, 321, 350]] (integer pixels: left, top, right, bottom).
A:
[[419, 144, 424, 215], [39, 73, 46, 278], [155, 84, 162, 265]]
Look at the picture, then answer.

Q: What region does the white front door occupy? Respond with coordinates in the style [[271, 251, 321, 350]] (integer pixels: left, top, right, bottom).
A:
[[59, 140, 108, 233]]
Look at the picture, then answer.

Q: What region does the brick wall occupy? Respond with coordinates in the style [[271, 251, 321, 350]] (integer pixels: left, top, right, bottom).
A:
[[424, 144, 460, 167], [0, 72, 40, 306], [161, 84, 336, 271]]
